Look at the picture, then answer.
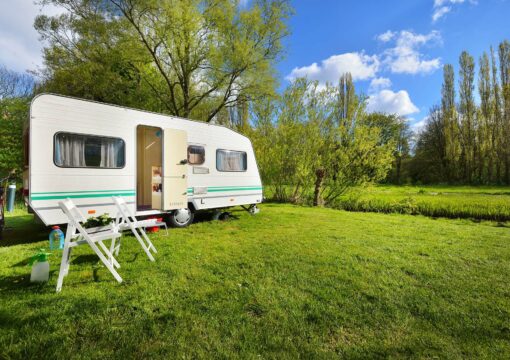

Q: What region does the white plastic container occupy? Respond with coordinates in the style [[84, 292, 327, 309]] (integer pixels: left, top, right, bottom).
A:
[[30, 251, 50, 283], [30, 261, 50, 282]]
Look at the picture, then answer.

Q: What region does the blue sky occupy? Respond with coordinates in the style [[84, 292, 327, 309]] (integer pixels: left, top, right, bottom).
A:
[[277, 0, 510, 130], [0, 0, 509, 130]]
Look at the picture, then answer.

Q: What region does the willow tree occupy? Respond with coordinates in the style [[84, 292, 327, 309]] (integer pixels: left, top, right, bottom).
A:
[[251, 75, 394, 206], [36, 0, 290, 121]]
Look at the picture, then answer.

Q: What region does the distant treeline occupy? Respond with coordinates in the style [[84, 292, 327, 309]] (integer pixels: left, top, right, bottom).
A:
[[411, 40, 510, 185]]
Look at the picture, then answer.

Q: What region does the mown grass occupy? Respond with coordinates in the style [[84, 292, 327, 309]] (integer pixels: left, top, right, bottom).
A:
[[1, 204, 510, 358], [331, 185, 510, 221]]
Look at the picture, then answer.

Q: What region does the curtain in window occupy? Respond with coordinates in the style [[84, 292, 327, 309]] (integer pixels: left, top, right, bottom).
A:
[[188, 145, 205, 165], [55, 134, 86, 167], [217, 150, 247, 171], [55, 133, 125, 168], [100, 138, 124, 168]]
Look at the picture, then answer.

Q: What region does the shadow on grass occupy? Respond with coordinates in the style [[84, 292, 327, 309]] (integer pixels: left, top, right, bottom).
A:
[[71, 254, 100, 265], [11, 256, 33, 267], [0, 309, 23, 329], [0, 270, 57, 292], [1, 213, 47, 247]]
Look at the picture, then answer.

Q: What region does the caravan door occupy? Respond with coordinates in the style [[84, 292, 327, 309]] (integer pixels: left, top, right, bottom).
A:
[[163, 128, 188, 210]]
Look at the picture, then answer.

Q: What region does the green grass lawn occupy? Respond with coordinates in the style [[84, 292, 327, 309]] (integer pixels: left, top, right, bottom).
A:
[[1, 204, 510, 358], [334, 184, 510, 221]]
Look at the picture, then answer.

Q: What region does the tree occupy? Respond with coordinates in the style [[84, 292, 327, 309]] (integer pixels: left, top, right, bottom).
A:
[[412, 106, 446, 183], [37, 0, 291, 122], [365, 113, 412, 184], [491, 46, 504, 182], [0, 98, 29, 178], [252, 78, 325, 203], [499, 40, 510, 183], [0, 67, 34, 178], [410, 40, 510, 185], [0, 66, 34, 99], [251, 75, 395, 206], [458, 51, 476, 183], [337, 73, 359, 123], [478, 52, 493, 182], [441, 64, 460, 182]]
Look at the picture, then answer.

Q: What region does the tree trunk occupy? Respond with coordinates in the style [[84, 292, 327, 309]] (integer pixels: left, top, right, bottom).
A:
[[488, 156, 493, 183], [395, 156, 402, 185], [505, 158, 510, 185], [313, 168, 326, 207]]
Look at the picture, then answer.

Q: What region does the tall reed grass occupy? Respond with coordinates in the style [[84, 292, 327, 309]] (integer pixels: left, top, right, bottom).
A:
[[333, 186, 510, 221]]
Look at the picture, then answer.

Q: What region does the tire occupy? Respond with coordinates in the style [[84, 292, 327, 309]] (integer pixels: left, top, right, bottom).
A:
[[168, 208, 194, 228], [218, 212, 230, 221]]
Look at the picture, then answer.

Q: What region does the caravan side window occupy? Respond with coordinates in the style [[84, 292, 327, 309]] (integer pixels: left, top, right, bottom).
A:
[[54, 132, 125, 168], [187, 145, 205, 165], [216, 149, 247, 172]]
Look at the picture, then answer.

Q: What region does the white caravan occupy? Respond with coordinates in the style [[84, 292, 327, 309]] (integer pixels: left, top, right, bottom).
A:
[[24, 94, 262, 227]]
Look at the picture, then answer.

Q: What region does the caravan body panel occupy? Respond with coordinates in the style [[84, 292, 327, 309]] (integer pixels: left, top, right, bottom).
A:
[[28, 94, 262, 225]]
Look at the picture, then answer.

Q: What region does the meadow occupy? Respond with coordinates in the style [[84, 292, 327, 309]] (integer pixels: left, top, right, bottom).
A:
[[1, 202, 509, 358], [327, 185, 510, 222]]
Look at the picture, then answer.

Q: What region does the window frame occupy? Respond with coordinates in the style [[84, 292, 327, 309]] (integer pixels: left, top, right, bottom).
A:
[[187, 144, 206, 165], [215, 149, 248, 172], [53, 131, 126, 169]]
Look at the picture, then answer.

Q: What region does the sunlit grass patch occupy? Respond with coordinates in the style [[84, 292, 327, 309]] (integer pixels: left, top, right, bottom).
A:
[[333, 185, 510, 221], [1, 204, 509, 358]]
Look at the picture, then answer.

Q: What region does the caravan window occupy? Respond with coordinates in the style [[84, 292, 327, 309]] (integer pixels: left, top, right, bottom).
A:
[[216, 149, 247, 172], [187, 145, 205, 165], [54, 132, 125, 168]]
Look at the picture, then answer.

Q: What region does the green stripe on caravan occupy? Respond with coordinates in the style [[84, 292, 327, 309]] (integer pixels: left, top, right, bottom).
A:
[[31, 192, 136, 201], [31, 186, 262, 200], [31, 189, 135, 195], [187, 186, 262, 193]]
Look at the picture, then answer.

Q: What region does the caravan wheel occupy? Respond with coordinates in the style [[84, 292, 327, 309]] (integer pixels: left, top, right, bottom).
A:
[[168, 208, 194, 228]]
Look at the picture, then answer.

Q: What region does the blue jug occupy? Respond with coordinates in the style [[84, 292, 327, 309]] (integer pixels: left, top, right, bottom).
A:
[[49, 226, 65, 250]]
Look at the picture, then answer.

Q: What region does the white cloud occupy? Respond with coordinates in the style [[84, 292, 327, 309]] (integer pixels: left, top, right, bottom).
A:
[[434, 0, 467, 6], [286, 52, 380, 84], [0, 1, 64, 72], [432, 0, 475, 22], [377, 31, 396, 43], [432, 6, 451, 21], [369, 77, 392, 92], [411, 116, 429, 133], [379, 30, 442, 74], [367, 89, 419, 116]]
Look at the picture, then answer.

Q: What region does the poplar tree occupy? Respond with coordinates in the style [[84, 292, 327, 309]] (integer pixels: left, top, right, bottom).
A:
[[411, 39, 510, 185], [478, 52, 493, 182], [458, 51, 476, 183], [491, 47, 503, 182], [337, 73, 359, 124], [441, 64, 459, 181], [499, 40, 510, 183]]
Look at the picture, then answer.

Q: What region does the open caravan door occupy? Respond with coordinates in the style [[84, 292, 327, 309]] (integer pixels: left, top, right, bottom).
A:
[[162, 128, 188, 210]]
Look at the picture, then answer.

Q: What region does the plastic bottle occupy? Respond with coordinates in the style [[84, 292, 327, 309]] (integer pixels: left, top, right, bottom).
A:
[[29, 250, 51, 283], [6, 184, 16, 212], [49, 226, 65, 250]]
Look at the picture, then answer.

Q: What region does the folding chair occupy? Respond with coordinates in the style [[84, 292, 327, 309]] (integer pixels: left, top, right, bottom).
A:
[[56, 199, 122, 292], [112, 196, 158, 262]]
